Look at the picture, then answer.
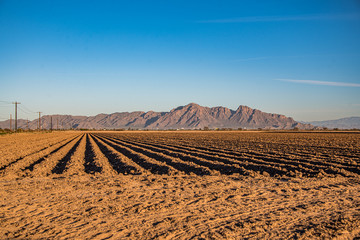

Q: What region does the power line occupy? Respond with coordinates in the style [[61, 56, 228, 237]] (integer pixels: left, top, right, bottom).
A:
[[21, 104, 36, 113], [17, 107, 31, 115], [0, 101, 44, 131], [18, 105, 36, 115]]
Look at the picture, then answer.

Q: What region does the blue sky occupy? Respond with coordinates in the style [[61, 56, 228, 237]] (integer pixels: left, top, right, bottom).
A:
[[0, 0, 359, 121]]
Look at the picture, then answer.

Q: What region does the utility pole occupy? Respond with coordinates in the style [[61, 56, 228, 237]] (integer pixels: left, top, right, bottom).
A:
[[10, 114, 12, 131], [27, 119, 29, 130], [37, 112, 42, 131], [57, 119, 59, 130], [12, 101, 21, 131], [50, 117, 53, 131]]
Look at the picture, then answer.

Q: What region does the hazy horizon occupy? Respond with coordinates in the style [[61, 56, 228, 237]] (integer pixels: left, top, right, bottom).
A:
[[1, 0, 360, 122]]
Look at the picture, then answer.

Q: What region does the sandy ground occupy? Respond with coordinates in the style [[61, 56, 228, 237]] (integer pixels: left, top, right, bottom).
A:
[[1, 131, 360, 239]]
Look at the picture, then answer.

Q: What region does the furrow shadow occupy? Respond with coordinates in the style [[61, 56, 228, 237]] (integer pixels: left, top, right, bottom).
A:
[[84, 134, 102, 174], [114, 136, 292, 177], [149, 141, 350, 177], [1, 146, 51, 171], [95, 135, 171, 175], [130, 140, 329, 177], [90, 135, 141, 175], [23, 136, 80, 172], [99, 135, 246, 176], [99, 137, 210, 176], [1, 135, 80, 172], [51, 135, 84, 174]]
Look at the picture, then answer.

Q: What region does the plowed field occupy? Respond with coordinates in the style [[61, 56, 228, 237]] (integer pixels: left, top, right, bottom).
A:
[[1, 131, 360, 239]]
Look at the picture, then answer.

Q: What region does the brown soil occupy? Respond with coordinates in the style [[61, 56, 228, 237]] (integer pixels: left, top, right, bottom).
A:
[[1, 131, 360, 239]]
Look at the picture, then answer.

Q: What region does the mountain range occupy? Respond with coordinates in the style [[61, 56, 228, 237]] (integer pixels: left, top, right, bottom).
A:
[[0, 103, 313, 130], [307, 117, 360, 129]]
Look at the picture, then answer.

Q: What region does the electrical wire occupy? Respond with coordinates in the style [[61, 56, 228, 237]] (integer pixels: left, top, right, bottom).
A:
[[0, 102, 41, 123], [21, 104, 37, 113], [18, 105, 34, 115]]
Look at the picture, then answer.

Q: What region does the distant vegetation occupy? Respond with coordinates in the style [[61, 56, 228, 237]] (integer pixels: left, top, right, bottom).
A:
[[1, 127, 359, 135]]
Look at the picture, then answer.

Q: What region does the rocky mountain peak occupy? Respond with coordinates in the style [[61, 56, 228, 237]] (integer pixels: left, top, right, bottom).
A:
[[0, 103, 314, 130]]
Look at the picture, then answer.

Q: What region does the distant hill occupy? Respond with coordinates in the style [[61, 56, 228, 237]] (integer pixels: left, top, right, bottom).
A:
[[308, 117, 360, 129], [0, 103, 313, 130]]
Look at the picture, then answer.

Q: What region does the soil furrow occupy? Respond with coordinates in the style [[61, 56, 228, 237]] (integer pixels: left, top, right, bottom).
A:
[[28, 135, 84, 177], [136, 138, 356, 177], [1, 135, 81, 176], [84, 134, 102, 174], [62, 134, 88, 175], [90, 135, 143, 175], [86, 134, 119, 176], [149, 139, 355, 177], [97, 135, 248, 176], [97, 135, 212, 176], [126, 133, 359, 167], [103, 134, 288, 177], [163, 138, 360, 169], [0, 134, 80, 171], [94, 135, 176, 175], [0, 133, 76, 160], [52, 135, 86, 174], [1, 131, 359, 240], [119, 138, 322, 177]]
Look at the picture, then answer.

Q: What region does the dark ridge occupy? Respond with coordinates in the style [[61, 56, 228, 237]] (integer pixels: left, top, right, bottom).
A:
[[98, 136, 211, 176], [84, 134, 102, 174], [144, 116, 160, 127], [106, 135, 324, 178], [127, 139, 325, 177], [122, 138, 315, 176], [23, 135, 80, 172], [116, 136, 282, 176], [125, 118, 138, 127], [94, 135, 171, 175], [1, 136, 80, 172], [98, 135, 246, 176], [51, 135, 84, 174], [165, 141, 356, 177], [90, 135, 141, 175]]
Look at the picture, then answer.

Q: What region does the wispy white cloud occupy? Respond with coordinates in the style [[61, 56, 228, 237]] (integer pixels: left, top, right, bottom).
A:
[[198, 13, 360, 23], [231, 54, 360, 62], [277, 79, 360, 87]]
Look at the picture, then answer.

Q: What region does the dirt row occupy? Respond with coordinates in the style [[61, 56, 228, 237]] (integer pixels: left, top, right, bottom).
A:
[[1, 132, 359, 179], [94, 133, 360, 178], [116, 132, 360, 163], [1, 131, 360, 239], [0, 132, 80, 169]]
